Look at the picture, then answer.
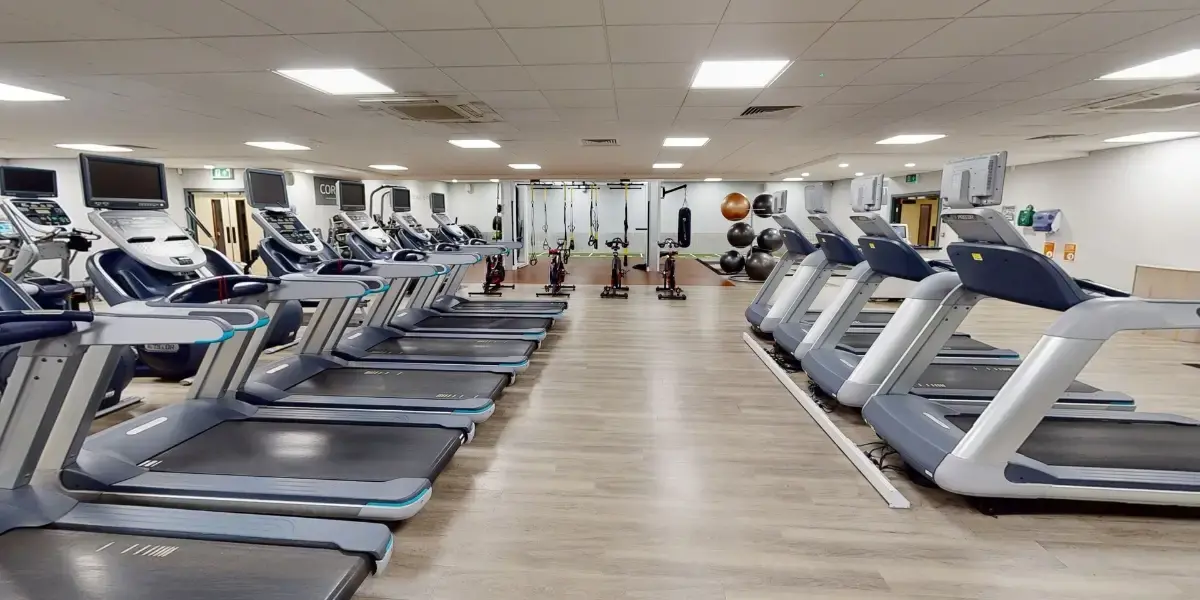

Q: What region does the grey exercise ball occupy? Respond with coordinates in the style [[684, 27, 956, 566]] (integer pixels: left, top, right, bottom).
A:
[[745, 250, 778, 281], [719, 250, 745, 274], [756, 227, 784, 252], [752, 194, 775, 218], [726, 222, 756, 248]]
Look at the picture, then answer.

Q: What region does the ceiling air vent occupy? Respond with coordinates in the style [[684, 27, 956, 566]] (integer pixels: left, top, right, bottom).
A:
[[358, 95, 500, 123], [738, 105, 801, 119], [581, 138, 619, 146], [1069, 84, 1200, 114], [1027, 134, 1081, 141]]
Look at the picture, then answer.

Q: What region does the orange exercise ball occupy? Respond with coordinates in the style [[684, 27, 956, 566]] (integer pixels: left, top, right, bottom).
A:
[[721, 192, 751, 221]]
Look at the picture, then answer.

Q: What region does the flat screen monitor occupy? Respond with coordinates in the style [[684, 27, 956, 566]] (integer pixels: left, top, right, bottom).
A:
[[244, 169, 289, 209], [338, 180, 366, 211], [0, 166, 57, 198], [391, 187, 412, 212], [80, 154, 168, 209], [430, 192, 446, 214]]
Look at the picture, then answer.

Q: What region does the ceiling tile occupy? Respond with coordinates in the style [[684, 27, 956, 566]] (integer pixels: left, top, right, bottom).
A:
[[368, 68, 466, 93], [1038, 80, 1160, 101], [527, 65, 614, 90], [1019, 51, 1167, 84], [474, 91, 551, 109], [606, 25, 718, 63], [101, 0, 277, 36], [615, 88, 689, 106], [442, 66, 535, 91], [612, 63, 696, 88], [543, 89, 616, 108], [557, 107, 618, 121], [477, 0, 603, 26], [134, 72, 314, 99], [27, 39, 238, 75], [852, 101, 943, 121], [676, 106, 744, 119], [1101, 15, 1200, 56], [852, 57, 976, 85], [294, 33, 430, 68], [969, 0, 1112, 15], [722, 0, 858, 23], [935, 54, 1076, 83], [820, 85, 917, 104], [707, 23, 832, 60], [961, 80, 1070, 101], [843, 0, 984, 20], [773, 60, 883, 86], [898, 15, 1073, 57], [999, 11, 1193, 54], [3, 0, 179, 40], [348, 0, 490, 29], [617, 106, 682, 122], [500, 27, 608, 65], [804, 20, 953, 60], [396, 30, 518, 66], [916, 101, 1008, 119], [891, 82, 996, 103], [225, 0, 383, 34], [496, 108, 560, 122], [752, 86, 839, 105], [683, 89, 761, 107], [1098, 0, 1200, 9], [200, 35, 329, 70], [602, 0, 731, 24]]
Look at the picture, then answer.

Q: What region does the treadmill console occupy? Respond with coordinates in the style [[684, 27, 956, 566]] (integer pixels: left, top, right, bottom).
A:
[[9, 199, 71, 229], [430, 212, 466, 239], [394, 213, 432, 241], [88, 210, 207, 273], [253, 208, 321, 256], [340, 211, 393, 248]]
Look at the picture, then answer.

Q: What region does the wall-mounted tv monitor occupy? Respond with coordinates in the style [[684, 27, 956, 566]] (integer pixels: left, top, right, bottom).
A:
[[80, 154, 168, 209], [430, 192, 446, 214], [244, 168, 289, 209], [392, 187, 412, 213], [0, 166, 57, 198], [338, 180, 366, 211]]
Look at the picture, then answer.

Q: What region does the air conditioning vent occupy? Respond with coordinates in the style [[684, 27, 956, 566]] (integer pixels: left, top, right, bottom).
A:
[[1027, 134, 1082, 141], [1069, 84, 1200, 114], [581, 138, 619, 146], [358, 95, 500, 123], [738, 105, 801, 119]]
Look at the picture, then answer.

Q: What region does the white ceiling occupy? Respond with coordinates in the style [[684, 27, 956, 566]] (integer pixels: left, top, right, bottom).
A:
[[2, 0, 1200, 181]]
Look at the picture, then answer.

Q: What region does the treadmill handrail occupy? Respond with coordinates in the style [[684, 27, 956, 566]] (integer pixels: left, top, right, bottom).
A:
[[164, 275, 281, 303], [0, 309, 93, 325]]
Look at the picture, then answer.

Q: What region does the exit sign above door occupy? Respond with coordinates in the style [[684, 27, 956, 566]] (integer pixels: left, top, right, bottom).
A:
[[904, 174, 919, 184]]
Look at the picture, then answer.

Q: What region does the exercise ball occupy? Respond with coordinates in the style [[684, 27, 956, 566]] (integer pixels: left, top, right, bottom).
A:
[[756, 227, 784, 252], [719, 250, 745, 274], [726, 222, 756, 248], [721, 192, 751, 221], [745, 250, 778, 282], [752, 194, 775, 218]]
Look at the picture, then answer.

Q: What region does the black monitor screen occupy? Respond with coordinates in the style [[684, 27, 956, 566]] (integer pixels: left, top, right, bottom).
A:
[[392, 187, 411, 212], [430, 192, 446, 214], [0, 166, 57, 198], [245, 169, 289, 208], [80, 154, 167, 209], [338, 180, 366, 211]]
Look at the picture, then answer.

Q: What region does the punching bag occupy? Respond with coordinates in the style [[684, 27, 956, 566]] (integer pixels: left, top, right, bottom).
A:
[[677, 206, 692, 248]]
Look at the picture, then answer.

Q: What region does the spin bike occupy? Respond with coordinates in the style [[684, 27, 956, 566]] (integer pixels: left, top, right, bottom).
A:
[[656, 238, 686, 301], [471, 252, 512, 297], [538, 238, 574, 297], [600, 237, 630, 299]]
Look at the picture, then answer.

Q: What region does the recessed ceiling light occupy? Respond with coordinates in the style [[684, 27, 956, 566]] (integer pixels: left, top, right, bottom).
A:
[[904, 163, 917, 168], [304, 169, 315, 174], [704, 177, 723, 182], [664, 137, 710, 147], [369, 164, 408, 171], [450, 139, 501, 149], [1104, 131, 1199, 143], [245, 141, 310, 151], [784, 177, 804, 181], [55, 143, 132, 152], [855, 172, 865, 177], [692, 60, 791, 89], [490, 178, 501, 182], [1099, 49, 1200, 80], [275, 68, 394, 95], [801, 172, 810, 177], [203, 164, 215, 169], [0, 82, 67, 102], [509, 163, 541, 170], [838, 163, 850, 168], [653, 163, 683, 169], [877, 134, 945, 145], [452, 179, 459, 183]]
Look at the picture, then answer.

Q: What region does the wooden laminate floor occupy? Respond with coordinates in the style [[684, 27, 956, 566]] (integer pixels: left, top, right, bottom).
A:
[[100, 282, 1200, 599]]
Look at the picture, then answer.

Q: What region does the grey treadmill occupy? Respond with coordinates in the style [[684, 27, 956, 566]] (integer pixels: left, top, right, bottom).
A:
[[0, 277, 393, 600], [70, 154, 470, 522]]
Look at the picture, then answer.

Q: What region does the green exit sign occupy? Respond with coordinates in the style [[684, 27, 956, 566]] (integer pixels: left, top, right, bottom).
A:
[[211, 167, 234, 180], [904, 173, 919, 184]]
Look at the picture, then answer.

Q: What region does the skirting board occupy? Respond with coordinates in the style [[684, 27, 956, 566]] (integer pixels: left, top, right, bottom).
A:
[[742, 332, 911, 509]]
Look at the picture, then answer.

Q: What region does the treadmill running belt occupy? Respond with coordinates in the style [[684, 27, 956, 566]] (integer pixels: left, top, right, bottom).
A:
[[290, 368, 506, 399], [839, 332, 991, 352], [416, 316, 551, 330], [150, 421, 459, 481], [0, 529, 368, 600], [916, 365, 1099, 394], [449, 301, 566, 311], [805, 311, 893, 325], [947, 415, 1200, 472], [367, 337, 535, 358]]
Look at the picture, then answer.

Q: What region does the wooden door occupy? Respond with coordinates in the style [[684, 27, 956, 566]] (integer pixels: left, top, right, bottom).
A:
[[231, 196, 266, 274], [192, 193, 226, 253], [918, 203, 933, 247]]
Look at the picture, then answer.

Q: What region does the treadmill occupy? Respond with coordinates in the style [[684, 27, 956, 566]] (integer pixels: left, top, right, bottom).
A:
[[864, 152, 1197, 507], [71, 154, 469, 521], [0, 274, 393, 600], [746, 189, 891, 337], [250, 174, 534, 380]]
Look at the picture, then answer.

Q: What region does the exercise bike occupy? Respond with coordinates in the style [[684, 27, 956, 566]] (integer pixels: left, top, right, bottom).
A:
[[600, 237, 630, 299], [537, 238, 574, 298], [471, 252, 513, 297], [656, 238, 686, 301]]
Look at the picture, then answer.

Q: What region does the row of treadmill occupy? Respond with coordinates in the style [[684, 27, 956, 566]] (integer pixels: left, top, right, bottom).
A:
[[750, 151, 1200, 511], [0, 156, 567, 600]]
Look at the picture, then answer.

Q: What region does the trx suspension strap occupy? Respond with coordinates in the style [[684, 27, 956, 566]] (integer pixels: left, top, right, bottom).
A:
[[567, 185, 576, 251], [622, 182, 630, 267], [491, 181, 502, 240], [541, 184, 550, 250], [588, 184, 599, 250]]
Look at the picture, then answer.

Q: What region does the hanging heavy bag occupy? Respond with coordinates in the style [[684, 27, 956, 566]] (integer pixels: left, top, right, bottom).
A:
[[677, 206, 692, 248], [1017, 204, 1035, 227]]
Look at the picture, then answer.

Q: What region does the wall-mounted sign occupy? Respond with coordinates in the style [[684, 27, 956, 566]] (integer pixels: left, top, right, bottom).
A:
[[1064, 243, 1077, 262], [904, 174, 919, 184], [211, 167, 234, 180], [314, 176, 339, 206], [1043, 241, 1055, 258], [1000, 205, 1016, 222]]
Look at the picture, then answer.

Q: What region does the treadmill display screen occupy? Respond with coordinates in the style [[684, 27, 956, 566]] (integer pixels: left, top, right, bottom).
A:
[[392, 188, 412, 213], [245, 169, 289, 208], [0, 166, 57, 198], [80, 155, 168, 209], [430, 193, 446, 214], [338, 181, 366, 211]]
